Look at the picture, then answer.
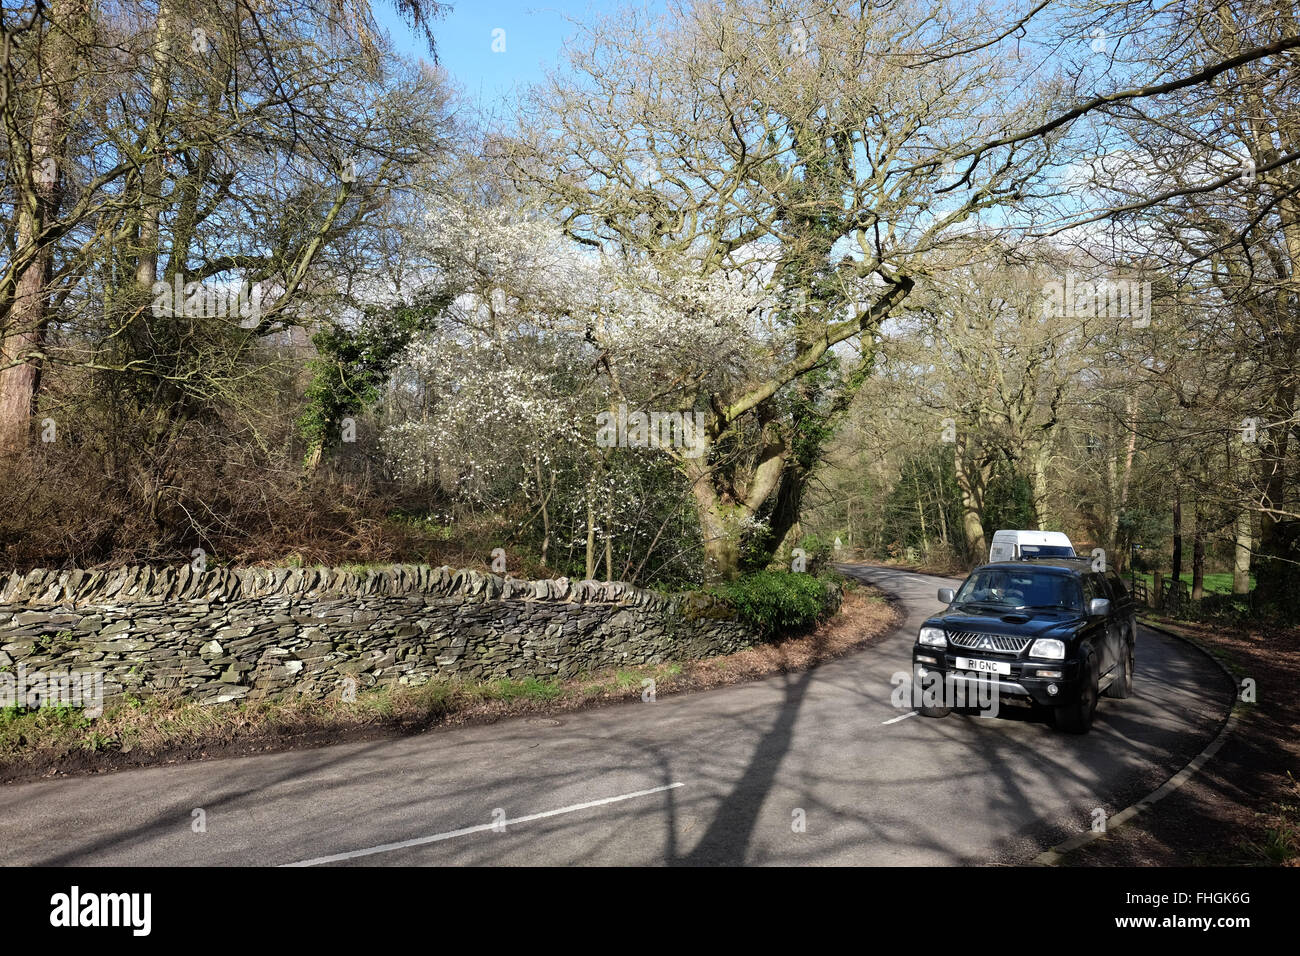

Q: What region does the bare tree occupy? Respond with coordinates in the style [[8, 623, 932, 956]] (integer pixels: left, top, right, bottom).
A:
[[506, 0, 1056, 576]]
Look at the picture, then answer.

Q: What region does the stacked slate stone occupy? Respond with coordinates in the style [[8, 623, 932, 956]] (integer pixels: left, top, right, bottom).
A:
[[0, 565, 757, 707]]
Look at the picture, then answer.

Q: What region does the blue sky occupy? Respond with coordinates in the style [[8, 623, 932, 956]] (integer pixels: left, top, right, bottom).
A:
[[375, 1, 632, 106]]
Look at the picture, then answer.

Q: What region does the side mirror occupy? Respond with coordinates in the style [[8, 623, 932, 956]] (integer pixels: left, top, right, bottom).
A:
[[938, 588, 955, 604], [1088, 597, 1111, 617]]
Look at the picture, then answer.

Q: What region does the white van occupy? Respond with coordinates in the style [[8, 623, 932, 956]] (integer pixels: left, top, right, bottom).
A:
[[988, 529, 1076, 563]]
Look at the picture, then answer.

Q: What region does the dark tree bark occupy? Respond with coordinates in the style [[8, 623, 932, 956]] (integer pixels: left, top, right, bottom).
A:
[[0, 1, 82, 454], [1171, 489, 1183, 585], [1191, 505, 1205, 602]]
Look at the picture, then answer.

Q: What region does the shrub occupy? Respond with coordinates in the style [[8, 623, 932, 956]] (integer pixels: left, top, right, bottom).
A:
[[712, 571, 841, 637], [796, 533, 834, 574]]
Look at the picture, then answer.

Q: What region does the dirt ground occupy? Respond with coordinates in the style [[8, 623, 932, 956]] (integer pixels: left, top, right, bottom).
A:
[[1065, 616, 1300, 866]]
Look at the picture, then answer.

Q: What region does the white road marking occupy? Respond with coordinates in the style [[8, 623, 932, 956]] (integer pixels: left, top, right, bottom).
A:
[[280, 782, 686, 866], [882, 710, 919, 725]]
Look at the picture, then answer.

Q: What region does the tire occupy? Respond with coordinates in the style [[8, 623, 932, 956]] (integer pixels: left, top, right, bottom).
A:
[[915, 667, 950, 718], [1105, 630, 1135, 699], [920, 701, 951, 718], [1055, 652, 1099, 734]]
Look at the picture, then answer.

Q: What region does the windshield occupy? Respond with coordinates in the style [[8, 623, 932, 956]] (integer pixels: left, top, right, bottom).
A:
[[954, 568, 1082, 610], [1018, 544, 1075, 558]]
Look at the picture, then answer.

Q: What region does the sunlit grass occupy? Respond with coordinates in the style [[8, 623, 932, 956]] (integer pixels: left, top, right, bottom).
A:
[[0, 660, 692, 766], [1132, 571, 1252, 595]]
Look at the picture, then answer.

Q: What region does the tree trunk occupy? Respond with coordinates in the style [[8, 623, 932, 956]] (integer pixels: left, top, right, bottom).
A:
[[690, 483, 742, 579], [135, 0, 175, 293], [1254, 381, 1298, 606], [757, 459, 806, 570], [1191, 507, 1205, 602], [959, 507, 985, 563], [537, 462, 553, 567], [954, 431, 988, 561], [936, 484, 949, 548], [585, 496, 597, 580], [914, 474, 929, 555], [1233, 509, 1252, 595], [1251, 105, 1300, 606], [1112, 394, 1138, 546], [682, 422, 781, 580], [1171, 490, 1183, 585], [1030, 445, 1052, 529], [0, 1, 82, 454], [604, 521, 613, 581]]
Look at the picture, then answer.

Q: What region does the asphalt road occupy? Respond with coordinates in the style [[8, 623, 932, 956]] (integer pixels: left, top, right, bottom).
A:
[[0, 566, 1234, 866]]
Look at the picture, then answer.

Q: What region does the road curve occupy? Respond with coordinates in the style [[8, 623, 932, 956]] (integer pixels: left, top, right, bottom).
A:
[[0, 565, 1234, 866]]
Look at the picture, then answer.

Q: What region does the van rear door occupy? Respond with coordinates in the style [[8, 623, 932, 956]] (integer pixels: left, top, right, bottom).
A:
[[989, 540, 1015, 562]]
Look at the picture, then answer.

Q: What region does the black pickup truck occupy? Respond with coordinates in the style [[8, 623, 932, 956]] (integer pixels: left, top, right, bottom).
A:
[[911, 559, 1137, 733]]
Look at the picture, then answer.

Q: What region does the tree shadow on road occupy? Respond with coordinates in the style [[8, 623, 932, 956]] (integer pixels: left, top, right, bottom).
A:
[[671, 649, 820, 865]]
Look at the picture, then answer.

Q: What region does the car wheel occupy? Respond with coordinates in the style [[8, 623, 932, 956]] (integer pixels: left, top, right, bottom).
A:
[[1055, 652, 1099, 734], [1104, 632, 1135, 699], [915, 666, 950, 718], [919, 701, 951, 718]]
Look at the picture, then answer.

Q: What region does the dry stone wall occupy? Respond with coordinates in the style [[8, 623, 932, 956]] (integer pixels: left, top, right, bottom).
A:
[[0, 565, 760, 707]]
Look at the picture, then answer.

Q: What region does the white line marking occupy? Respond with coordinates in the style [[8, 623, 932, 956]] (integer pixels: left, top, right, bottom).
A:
[[280, 782, 686, 867], [882, 710, 918, 725]]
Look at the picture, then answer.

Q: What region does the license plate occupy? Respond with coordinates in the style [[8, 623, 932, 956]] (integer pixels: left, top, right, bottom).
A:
[[955, 657, 1010, 675]]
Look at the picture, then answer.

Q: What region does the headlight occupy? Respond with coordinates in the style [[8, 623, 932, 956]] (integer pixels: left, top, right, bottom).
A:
[[918, 626, 947, 648], [1030, 638, 1065, 660]]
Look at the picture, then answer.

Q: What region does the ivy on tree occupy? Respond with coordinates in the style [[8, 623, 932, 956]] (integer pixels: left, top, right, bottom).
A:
[[299, 294, 448, 468]]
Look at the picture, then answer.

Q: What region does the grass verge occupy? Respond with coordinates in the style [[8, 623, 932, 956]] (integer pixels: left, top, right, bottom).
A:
[[1131, 570, 1253, 597]]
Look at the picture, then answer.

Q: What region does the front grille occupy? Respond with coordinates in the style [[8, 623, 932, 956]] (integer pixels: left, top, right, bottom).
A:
[[947, 631, 1032, 655]]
